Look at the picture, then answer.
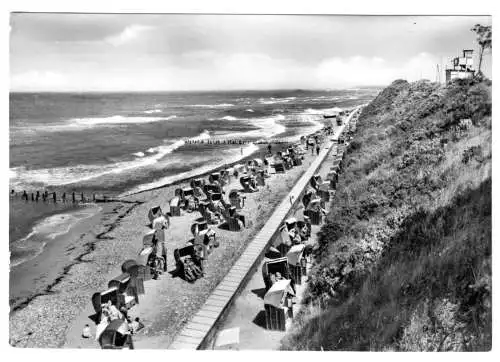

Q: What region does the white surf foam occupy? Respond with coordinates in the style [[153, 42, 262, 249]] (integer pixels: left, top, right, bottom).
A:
[[26, 115, 177, 133], [10, 130, 211, 188], [121, 143, 259, 196], [258, 97, 297, 105], [211, 114, 286, 141], [144, 109, 162, 114], [304, 107, 343, 115], [133, 151, 145, 157], [190, 103, 234, 109]]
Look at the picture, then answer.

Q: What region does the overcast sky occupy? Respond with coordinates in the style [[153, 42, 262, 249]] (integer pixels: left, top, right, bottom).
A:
[[10, 14, 492, 92]]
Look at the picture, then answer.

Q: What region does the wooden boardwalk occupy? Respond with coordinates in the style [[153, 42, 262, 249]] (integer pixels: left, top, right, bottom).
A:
[[169, 107, 360, 350]]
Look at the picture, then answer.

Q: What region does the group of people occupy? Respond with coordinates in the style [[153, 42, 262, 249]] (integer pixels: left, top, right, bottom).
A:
[[185, 138, 252, 145], [304, 134, 324, 156]]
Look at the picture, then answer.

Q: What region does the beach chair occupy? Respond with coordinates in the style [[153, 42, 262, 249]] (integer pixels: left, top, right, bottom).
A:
[[303, 198, 326, 225], [264, 279, 295, 331], [190, 178, 205, 190], [273, 162, 285, 173], [191, 220, 218, 253], [147, 206, 165, 225], [204, 183, 223, 196], [225, 206, 246, 231], [292, 155, 302, 166], [169, 196, 182, 217], [220, 169, 231, 185], [256, 170, 266, 186], [208, 172, 222, 186], [309, 174, 323, 191], [261, 257, 291, 291], [107, 273, 140, 310], [287, 244, 307, 285], [317, 181, 332, 203], [173, 244, 204, 283], [229, 189, 243, 210], [240, 175, 257, 193]]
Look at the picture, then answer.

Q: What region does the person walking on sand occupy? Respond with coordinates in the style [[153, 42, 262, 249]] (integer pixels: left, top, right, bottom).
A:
[[316, 145, 320, 156]]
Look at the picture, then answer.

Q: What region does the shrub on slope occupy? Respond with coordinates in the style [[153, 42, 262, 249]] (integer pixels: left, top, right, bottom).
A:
[[282, 78, 491, 351]]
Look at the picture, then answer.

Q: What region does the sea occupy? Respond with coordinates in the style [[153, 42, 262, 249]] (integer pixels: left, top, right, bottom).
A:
[[9, 89, 379, 268]]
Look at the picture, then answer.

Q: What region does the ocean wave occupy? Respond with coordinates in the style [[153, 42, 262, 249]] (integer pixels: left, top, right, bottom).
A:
[[258, 97, 296, 105], [144, 109, 163, 114], [245, 109, 254, 112], [304, 107, 343, 115], [133, 151, 145, 157], [16, 115, 177, 133], [121, 143, 259, 196], [9, 130, 211, 188], [190, 103, 234, 109], [210, 114, 286, 141], [11, 207, 101, 267]]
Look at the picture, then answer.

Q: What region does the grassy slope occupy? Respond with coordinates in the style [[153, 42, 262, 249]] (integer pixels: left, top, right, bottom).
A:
[[281, 78, 492, 351]]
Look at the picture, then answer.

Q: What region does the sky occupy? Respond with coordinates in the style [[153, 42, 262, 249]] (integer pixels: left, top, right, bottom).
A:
[[10, 14, 492, 92]]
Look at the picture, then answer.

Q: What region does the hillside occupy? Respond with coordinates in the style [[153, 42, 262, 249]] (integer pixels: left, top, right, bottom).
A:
[[281, 78, 492, 351]]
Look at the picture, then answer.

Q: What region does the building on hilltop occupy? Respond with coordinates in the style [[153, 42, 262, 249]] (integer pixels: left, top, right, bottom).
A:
[[445, 49, 475, 82]]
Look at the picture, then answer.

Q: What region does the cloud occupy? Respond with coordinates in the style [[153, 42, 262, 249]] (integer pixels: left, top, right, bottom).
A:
[[314, 52, 438, 87], [104, 25, 152, 46]]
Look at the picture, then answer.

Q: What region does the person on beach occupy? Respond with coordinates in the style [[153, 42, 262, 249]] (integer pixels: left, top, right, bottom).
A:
[[31, 193, 34, 201], [62, 192, 66, 203], [72, 192, 76, 203], [81, 192, 85, 202], [267, 144, 272, 154], [82, 324, 92, 339], [106, 301, 122, 320], [120, 306, 128, 321], [316, 145, 320, 155], [53, 192, 57, 203], [130, 317, 144, 334]]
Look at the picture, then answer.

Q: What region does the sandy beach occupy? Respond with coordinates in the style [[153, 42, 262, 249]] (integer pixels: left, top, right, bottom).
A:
[[9, 141, 324, 348]]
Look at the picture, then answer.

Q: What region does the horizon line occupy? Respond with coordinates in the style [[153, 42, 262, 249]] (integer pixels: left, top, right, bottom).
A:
[[9, 85, 388, 94]]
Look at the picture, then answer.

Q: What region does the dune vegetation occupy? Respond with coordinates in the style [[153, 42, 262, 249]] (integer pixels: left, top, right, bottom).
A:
[[281, 77, 492, 351]]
